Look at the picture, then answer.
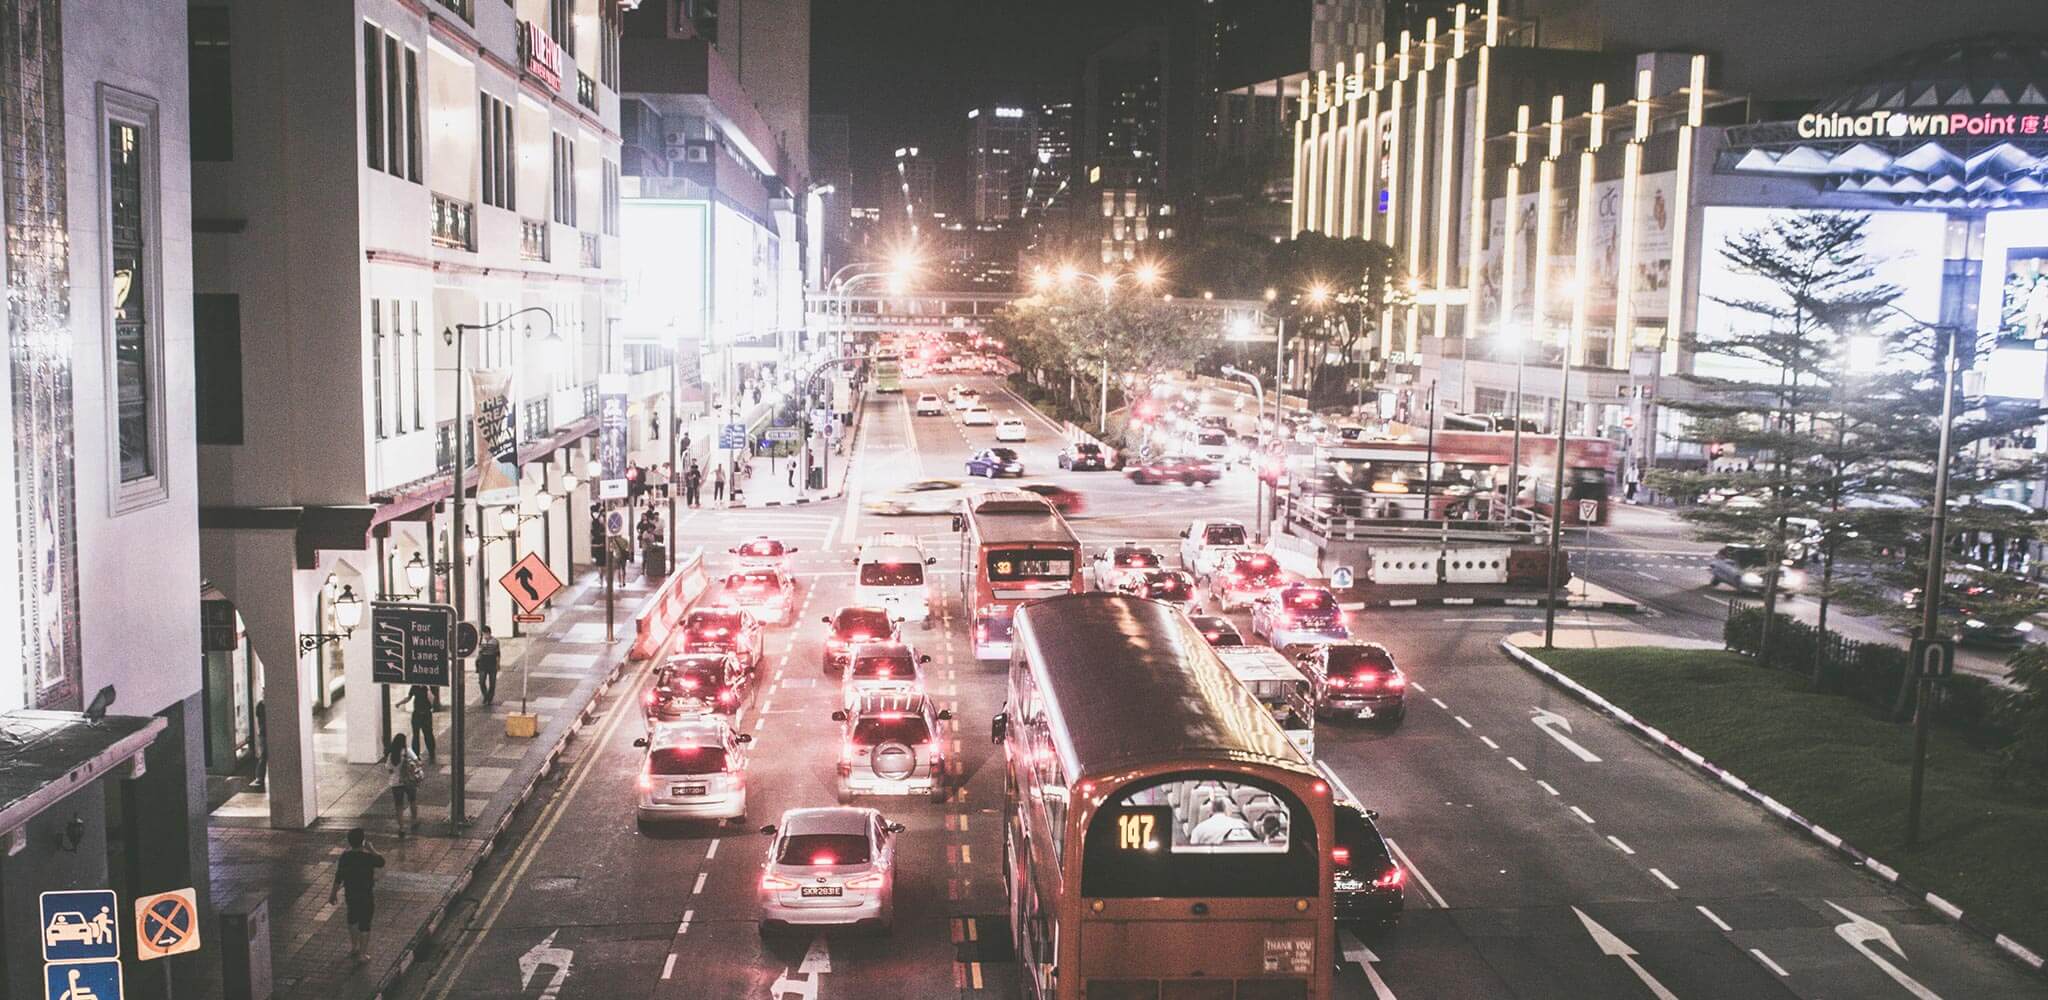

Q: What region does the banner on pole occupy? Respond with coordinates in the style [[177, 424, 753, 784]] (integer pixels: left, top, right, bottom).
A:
[[599, 373, 629, 499], [471, 369, 521, 506]]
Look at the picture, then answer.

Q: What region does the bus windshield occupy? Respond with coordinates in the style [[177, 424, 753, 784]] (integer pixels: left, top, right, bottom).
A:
[[1081, 774, 1318, 897], [988, 548, 1074, 582]]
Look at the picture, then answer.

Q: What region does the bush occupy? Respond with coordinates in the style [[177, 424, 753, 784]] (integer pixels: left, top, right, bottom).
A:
[[1723, 606, 2009, 741]]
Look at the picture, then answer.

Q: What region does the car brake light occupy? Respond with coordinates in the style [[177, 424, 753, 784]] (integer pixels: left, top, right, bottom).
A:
[[847, 872, 886, 889], [1375, 867, 1405, 888], [761, 873, 800, 890], [877, 712, 907, 720], [810, 852, 837, 865], [1354, 673, 1380, 689], [1332, 846, 1351, 865], [644, 690, 657, 705], [1327, 676, 1348, 689], [719, 690, 738, 705]]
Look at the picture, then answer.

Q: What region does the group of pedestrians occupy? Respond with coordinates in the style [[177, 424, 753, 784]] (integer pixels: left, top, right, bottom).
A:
[[680, 458, 739, 508]]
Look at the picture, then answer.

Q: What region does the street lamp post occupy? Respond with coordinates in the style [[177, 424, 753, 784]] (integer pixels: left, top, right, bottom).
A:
[[1048, 263, 1161, 435], [1221, 364, 1266, 540], [1907, 330, 1961, 848], [798, 356, 863, 500], [1542, 325, 1578, 649]]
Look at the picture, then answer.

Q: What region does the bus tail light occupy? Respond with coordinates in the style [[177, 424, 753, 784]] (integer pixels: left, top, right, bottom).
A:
[[1312, 780, 1328, 796]]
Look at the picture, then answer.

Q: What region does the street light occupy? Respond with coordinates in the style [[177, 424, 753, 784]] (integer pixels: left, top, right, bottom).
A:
[[1542, 279, 1584, 649], [297, 584, 361, 653], [1220, 364, 1269, 541]]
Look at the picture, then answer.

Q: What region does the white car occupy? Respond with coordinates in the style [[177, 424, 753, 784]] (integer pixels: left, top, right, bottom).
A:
[[962, 406, 994, 426], [952, 388, 980, 410], [840, 640, 930, 711], [634, 717, 753, 825], [995, 417, 1027, 442], [759, 806, 903, 933], [1179, 519, 1252, 580], [1091, 544, 1163, 592], [914, 393, 945, 416], [729, 536, 798, 576], [863, 479, 970, 516]]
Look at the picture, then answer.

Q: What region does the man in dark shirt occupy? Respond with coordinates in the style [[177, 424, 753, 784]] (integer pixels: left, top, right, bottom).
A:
[[329, 827, 384, 962]]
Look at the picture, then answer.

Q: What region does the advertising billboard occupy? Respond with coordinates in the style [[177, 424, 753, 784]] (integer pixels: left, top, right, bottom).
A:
[[620, 200, 708, 345]]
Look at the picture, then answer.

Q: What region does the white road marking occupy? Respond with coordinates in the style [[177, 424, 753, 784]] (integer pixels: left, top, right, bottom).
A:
[[1649, 868, 1679, 890], [1530, 707, 1604, 763], [1606, 835, 1635, 855], [1570, 806, 1596, 824], [678, 909, 694, 933], [1384, 836, 1449, 910], [1454, 715, 1473, 729], [1829, 901, 1946, 1000], [1431, 698, 1449, 710], [1696, 905, 1732, 932], [1479, 736, 1499, 750], [1506, 756, 1527, 771], [692, 872, 707, 895], [1537, 780, 1561, 796], [662, 953, 677, 979], [1573, 907, 1682, 1000], [1750, 948, 1789, 977], [705, 840, 719, 860]]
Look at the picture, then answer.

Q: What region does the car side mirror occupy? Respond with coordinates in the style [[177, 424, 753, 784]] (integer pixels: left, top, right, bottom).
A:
[[990, 711, 1008, 744], [1365, 809, 1380, 820], [885, 821, 906, 834], [927, 557, 938, 565], [759, 824, 778, 836], [726, 574, 739, 586], [632, 737, 648, 748], [937, 709, 954, 721], [788, 547, 800, 553], [919, 654, 932, 664], [821, 616, 833, 625], [735, 733, 753, 744], [728, 547, 740, 554], [830, 710, 848, 722], [1179, 528, 1190, 538]]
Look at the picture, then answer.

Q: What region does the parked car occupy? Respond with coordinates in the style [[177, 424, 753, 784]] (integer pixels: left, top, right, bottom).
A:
[[634, 717, 753, 825], [757, 807, 903, 933], [966, 447, 1024, 477]]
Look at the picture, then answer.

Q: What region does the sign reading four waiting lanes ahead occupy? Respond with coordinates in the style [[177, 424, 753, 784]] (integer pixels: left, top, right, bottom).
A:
[[370, 602, 456, 686]]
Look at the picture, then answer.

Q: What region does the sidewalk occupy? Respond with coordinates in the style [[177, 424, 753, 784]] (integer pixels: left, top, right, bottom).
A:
[[727, 394, 867, 508], [195, 565, 658, 999]]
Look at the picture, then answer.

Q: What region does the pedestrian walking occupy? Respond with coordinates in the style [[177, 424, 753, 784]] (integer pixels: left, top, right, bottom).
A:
[[399, 685, 436, 762], [382, 733, 422, 833], [684, 463, 703, 508], [607, 534, 633, 585], [713, 464, 727, 506], [329, 828, 384, 962], [476, 626, 501, 705], [788, 461, 798, 488]]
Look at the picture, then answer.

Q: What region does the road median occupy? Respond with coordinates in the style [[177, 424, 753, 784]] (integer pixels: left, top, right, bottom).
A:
[[1500, 637, 2048, 976]]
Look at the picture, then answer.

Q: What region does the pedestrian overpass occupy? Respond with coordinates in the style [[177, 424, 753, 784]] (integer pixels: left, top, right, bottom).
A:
[[805, 290, 1019, 336]]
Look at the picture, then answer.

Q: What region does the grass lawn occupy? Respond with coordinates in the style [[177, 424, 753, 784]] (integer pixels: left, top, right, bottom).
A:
[[1534, 646, 2048, 953]]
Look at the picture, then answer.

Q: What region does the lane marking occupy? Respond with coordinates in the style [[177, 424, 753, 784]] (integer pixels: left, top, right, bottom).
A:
[[1505, 756, 1527, 771], [1384, 836, 1449, 909], [1537, 780, 1561, 796], [1697, 905, 1732, 932], [1479, 736, 1499, 750], [1649, 868, 1679, 890], [692, 872, 707, 895], [705, 840, 719, 860], [1750, 948, 1789, 977], [1409, 681, 1426, 693], [970, 961, 985, 989], [1431, 697, 1449, 710], [678, 909, 694, 934], [662, 952, 677, 979], [1606, 835, 1635, 855], [1454, 715, 1473, 729], [1570, 806, 1596, 824]]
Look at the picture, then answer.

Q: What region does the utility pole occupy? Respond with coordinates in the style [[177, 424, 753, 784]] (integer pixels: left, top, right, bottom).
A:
[[1907, 331, 1959, 848], [445, 321, 469, 828], [1542, 332, 1576, 649]]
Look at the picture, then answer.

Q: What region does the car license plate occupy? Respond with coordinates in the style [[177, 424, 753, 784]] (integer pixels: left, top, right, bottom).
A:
[[1354, 707, 1376, 720], [799, 885, 843, 898], [675, 784, 706, 796]]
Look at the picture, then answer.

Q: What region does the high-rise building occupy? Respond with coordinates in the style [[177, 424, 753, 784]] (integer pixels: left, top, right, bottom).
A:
[[1, 2, 207, 995], [892, 146, 937, 240], [811, 112, 854, 279], [669, 0, 811, 184], [969, 105, 1038, 223]]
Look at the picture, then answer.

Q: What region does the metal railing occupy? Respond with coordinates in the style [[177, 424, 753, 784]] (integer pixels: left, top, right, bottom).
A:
[[577, 71, 598, 110], [431, 193, 475, 251], [1280, 486, 1545, 545], [521, 396, 553, 443], [520, 217, 549, 261], [579, 232, 601, 268], [581, 382, 598, 418]]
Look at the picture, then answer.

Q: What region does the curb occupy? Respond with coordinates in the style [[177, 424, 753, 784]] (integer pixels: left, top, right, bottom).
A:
[[1335, 594, 1641, 613], [369, 593, 700, 998], [1497, 638, 2048, 977], [726, 397, 868, 510]]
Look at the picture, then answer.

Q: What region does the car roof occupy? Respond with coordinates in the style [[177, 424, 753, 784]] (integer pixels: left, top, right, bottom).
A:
[[649, 718, 732, 745], [859, 544, 924, 562], [848, 639, 915, 657], [850, 690, 933, 716], [780, 806, 877, 836], [666, 652, 732, 666]]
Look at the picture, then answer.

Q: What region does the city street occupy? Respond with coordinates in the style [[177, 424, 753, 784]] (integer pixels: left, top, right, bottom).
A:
[[398, 373, 2045, 999]]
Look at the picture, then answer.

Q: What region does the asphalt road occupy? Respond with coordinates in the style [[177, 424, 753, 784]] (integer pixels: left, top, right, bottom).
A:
[[398, 372, 2046, 1000]]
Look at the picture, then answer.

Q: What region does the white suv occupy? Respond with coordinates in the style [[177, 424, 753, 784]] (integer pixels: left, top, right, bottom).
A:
[[1179, 519, 1252, 581], [634, 717, 753, 825], [832, 691, 952, 803]]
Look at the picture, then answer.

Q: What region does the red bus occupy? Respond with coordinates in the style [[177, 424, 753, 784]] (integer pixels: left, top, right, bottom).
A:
[[1315, 430, 1616, 525], [956, 492, 1083, 659]]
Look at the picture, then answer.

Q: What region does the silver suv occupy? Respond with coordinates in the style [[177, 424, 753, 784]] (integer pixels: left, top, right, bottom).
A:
[[831, 691, 953, 803]]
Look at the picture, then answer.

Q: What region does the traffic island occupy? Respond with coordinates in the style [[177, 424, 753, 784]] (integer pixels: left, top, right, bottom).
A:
[[1500, 638, 2048, 976]]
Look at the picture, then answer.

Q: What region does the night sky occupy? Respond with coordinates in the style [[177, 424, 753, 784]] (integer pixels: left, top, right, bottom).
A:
[[811, 0, 1182, 210]]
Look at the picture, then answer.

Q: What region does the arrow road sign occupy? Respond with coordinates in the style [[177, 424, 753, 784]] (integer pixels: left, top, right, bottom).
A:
[[1828, 902, 1944, 1000], [500, 553, 564, 615], [1531, 707, 1603, 763], [1573, 907, 1681, 1000], [519, 929, 573, 999], [133, 888, 200, 961], [1339, 927, 1398, 1000]]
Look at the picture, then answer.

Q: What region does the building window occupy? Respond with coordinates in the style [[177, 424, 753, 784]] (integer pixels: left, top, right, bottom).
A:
[[194, 294, 243, 445], [371, 300, 386, 439], [363, 22, 420, 182], [479, 93, 514, 209], [410, 301, 424, 430], [190, 6, 232, 161], [602, 159, 619, 235], [552, 131, 576, 226], [549, 0, 573, 47], [103, 90, 168, 507]]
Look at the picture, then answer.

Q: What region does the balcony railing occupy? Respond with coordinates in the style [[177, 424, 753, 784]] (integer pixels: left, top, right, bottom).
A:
[[521, 397, 553, 444], [520, 217, 550, 261], [577, 71, 598, 110], [431, 194, 475, 251], [579, 232, 601, 269], [435, 420, 462, 476], [435, 0, 473, 22], [582, 382, 598, 418]]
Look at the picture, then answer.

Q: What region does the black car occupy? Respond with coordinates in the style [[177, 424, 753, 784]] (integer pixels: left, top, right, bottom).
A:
[[1333, 801, 1404, 925], [1186, 615, 1244, 647], [1058, 442, 1111, 471], [648, 653, 752, 720], [1298, 642, 1406, 724]]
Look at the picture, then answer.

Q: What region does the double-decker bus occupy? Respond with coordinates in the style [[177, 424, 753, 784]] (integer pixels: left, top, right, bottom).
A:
[[996, 594, 1335, 1000], [956, 492, 1082, 659], [1315, 429, 1616, 524], [872, 354, 903, 393]]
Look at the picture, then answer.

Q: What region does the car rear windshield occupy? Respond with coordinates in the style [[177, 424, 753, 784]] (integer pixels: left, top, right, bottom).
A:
[[1326, 646, 1395, 672], [734, 571, 782, 589], [667, 664, 724, 690], [860, 562, 925, 587], [1334, 806, 1394, 870], [648, 746, 727, 775], [835, 609, 893, 637], [1204, 524, 1248, 546], [1114, 548, 1161, 567], [1283, 589, 1337, 613], [1074, 443, 1101, 454], [686, 611, 741, 630], [741, 541, 785, 556], [849, 653, 916, 679], [1146, 577, 1192, 600], [1198, 431, 1228, 446], [1726, 547, 1767, 567], [991, 448, 1018, 460], [852, 715, 932, 745], [778, 833, 871, 866]]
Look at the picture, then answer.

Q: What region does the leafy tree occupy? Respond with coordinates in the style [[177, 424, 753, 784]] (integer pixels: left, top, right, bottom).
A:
[[993, 283, 1214, 428]]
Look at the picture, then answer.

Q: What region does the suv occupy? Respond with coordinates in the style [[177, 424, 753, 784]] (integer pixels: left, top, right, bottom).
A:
[[633, 717, 753, 825], [820, 606, 899, 675], [680, 607, 764, 668], [1091, 544, 1163, 592], [1179, 519, 1251, 580], [647, 652, 751, 721], [1333, 801, 1404, 925], [831, 691, 953, 803], [1297, 642, 1406, 724], [1209, 550, 1287, 610]]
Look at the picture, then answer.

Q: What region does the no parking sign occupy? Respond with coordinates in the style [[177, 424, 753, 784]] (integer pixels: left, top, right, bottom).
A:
[[134, 888, 200, 961]]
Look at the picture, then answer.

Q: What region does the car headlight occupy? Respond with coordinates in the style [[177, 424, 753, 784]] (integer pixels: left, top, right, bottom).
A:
[[1741, 571, 1763, 587], [1965, 618, 1987, 629], [2017, 621, 2035, 633], [1782, 570, 1806, 588]]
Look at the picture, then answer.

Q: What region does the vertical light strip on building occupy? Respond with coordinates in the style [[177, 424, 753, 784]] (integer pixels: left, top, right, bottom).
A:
[[1291, 115, 1307, 236], [1409, 20, 1434, 287], [1464, 0, 1497, 339], [1307, 71, 1326, 233], [1362, 43, 1386, 244], [1342, 52, 1364, 238], [1662, 55, 1706, 373], [1532, 96, 1561, 387], [1499, 104, 1530, 345], [1434, 6, 1466, 343], [1324, 64, 1344, 234], [1612, 69, 1651, 371], [1570, 83, 1605, 368]]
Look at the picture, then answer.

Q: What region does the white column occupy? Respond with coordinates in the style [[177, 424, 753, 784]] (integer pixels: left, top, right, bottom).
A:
[[340, 556, 383, 764]]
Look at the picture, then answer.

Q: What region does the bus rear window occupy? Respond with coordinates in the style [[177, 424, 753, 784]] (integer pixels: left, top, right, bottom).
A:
[[860, 562, 925, 587], [1081, 773, 1318, 898], [988, 548, 1074, 582]]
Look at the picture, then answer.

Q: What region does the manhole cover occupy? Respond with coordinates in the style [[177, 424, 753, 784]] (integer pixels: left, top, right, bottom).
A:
[[532, 876, 580, 892]]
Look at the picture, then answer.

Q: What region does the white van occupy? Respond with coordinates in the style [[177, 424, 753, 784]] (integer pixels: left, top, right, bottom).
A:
[[853, 534, 939, 625], [1185, 429, 1231, 462]]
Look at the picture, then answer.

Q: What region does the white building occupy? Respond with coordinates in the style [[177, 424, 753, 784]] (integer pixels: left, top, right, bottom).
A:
[[0, 1, 208, 995], [194, 0, 628, 829]]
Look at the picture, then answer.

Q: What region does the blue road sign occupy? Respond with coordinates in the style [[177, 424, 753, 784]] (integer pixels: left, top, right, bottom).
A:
[[719, 422, 747, 449], [40, 890, 120, 962], [45, 958, 122, 1000], [1331, 566, 1355, 590]]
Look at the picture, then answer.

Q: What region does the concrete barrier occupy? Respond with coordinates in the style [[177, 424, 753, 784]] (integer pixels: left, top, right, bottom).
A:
[[1442, 545, 1511, 584], [627, 547, 710, 662], [1367, 546, 1439, 584]]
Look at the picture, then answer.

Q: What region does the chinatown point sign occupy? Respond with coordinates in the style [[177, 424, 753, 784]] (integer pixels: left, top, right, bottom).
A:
[[1796, 109, 2048, 140]]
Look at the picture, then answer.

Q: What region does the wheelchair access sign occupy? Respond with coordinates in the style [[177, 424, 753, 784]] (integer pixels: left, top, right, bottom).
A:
[[46, 960, 122, 1000]]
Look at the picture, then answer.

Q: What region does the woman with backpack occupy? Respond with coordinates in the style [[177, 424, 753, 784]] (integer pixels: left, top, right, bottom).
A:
[[383, 733, 422, 835]]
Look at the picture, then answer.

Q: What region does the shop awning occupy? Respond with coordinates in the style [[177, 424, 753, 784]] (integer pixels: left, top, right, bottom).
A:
[[0, 710, 166, 856]]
